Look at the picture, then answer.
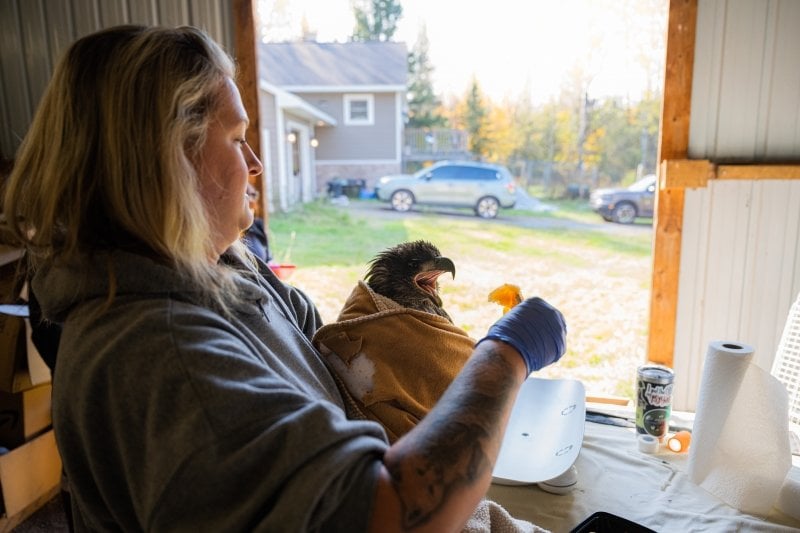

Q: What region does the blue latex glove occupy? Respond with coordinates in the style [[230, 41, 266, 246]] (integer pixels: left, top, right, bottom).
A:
[[477, 297, 567, 374]]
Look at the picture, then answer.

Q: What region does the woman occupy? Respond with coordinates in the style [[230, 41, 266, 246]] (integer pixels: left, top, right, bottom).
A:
[[2, 25, 566, 532]]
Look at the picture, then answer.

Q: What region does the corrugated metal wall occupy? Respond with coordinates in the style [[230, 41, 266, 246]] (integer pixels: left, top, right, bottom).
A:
[[673, 0, 800, 410], [673, 179, 800, 410], [0, 0, 234, 162], [689, 0, 800, 160]]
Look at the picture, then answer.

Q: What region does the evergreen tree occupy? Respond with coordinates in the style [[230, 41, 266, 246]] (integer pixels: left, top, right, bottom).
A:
[[463, 78, 489, 158], [352, 0, 403, 42], [407, 25, 446, 128]]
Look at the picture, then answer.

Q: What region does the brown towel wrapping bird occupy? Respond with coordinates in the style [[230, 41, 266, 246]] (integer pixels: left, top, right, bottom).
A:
[[312, 280, 475, 442]]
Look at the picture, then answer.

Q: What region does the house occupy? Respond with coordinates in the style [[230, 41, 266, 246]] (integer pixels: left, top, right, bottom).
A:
[[258, 40, 407, 213]]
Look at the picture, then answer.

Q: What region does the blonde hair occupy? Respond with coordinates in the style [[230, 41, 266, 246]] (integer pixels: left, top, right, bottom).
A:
[[2, 25, 244, 303]]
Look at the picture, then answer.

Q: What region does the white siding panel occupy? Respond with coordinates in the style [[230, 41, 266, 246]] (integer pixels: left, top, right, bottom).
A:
[[764, 0, 800, 158], [673, 187, 712, 410], [70, 0, 101, 36], [716, 1, 768, 160], [0, 0, 235, 161], [673, 180, 800, 410], [1, 0, 34, 151], [157, 0, 190, 27], [19, 0, 53, 86], [689, 0, 800, 161], [97, 0, 130, 26], [190, 0, 224, 43], [43, 0, 78, 64], [128, 1, 159, 24], [689, 0, 726, 158]]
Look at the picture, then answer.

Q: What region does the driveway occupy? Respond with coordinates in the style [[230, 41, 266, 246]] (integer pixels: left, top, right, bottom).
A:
[[333, 197, 653, 238]]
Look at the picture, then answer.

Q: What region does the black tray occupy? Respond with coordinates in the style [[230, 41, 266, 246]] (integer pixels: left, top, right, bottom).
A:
[[570, 511, 656, 533]]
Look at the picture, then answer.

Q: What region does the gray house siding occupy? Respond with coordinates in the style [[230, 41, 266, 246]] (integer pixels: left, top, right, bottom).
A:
[[258, 90, 279, 213], [0, 0, 234, 161], [305, 92, 399, 160], [300, 91, 403, 188], [259, 41, 406, 195]]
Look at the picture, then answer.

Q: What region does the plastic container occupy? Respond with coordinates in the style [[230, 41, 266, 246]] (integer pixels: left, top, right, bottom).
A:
[[269, 263, 296, 280], [570, 512, 655, 533]]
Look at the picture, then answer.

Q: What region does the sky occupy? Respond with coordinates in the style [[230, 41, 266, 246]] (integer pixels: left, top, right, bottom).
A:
[[257, 0, 667, 104]]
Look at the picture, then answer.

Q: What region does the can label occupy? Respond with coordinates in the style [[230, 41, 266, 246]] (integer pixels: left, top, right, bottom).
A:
[[635, 365, 674, 439]]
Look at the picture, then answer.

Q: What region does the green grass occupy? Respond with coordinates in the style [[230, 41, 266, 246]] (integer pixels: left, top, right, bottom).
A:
[[267, 203, 407, 266], [267, 199, 653, 267], [267, 198, 653, 402]]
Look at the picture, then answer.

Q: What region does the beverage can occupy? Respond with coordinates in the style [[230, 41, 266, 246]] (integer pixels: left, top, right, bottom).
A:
[[635, 364, 674, 440]]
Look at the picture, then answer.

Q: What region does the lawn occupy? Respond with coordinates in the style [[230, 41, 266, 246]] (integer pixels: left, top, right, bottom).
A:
[[267, 199, 653, 402]]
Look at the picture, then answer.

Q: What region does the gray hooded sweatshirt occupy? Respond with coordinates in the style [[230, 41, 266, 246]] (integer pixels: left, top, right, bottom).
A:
[[33, 250, 388, 532]]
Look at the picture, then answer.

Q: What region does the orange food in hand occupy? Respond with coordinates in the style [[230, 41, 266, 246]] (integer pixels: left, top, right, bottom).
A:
[[488, 284, 523, 314]]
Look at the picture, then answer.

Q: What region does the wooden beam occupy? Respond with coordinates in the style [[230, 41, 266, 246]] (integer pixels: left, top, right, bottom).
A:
[[232, 0, 266, 219], [660, 160, 800, 188], [717, 164, 800, 180], [648, 0, 697, 367], [660, 159, 713, 188]]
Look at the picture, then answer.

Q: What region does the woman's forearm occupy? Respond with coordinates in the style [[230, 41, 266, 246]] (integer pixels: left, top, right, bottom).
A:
[[369, 340, 527, 532]]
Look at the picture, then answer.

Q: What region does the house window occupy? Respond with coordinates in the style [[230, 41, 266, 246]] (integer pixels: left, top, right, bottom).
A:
[[344, 94, 374, 126]]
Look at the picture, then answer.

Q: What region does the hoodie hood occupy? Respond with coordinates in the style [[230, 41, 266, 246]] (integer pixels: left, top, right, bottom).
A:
[[32, 250, 266, 324]]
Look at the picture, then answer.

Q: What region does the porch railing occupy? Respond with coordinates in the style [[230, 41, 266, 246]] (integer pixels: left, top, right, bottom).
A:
[[403, 128, 470, 162]]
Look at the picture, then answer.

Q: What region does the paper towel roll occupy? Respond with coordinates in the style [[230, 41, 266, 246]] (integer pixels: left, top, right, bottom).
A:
[[776, 465, 800, 520], [688, 341, 792, 516]]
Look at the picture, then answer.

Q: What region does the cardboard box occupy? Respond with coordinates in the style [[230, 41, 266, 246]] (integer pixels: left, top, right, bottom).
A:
[[0, 383, 52, 449], [0, 429, 61, 518], [0, 258, 51, 393]]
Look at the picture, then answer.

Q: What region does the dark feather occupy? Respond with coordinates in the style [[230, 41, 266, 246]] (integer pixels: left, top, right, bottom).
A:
[[365, 240, 455, 321]]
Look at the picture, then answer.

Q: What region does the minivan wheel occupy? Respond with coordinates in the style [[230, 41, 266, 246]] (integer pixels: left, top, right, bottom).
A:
[[475, 196, 500, 218], [612, 202, 637, 224], [390, 190, 414, 212]]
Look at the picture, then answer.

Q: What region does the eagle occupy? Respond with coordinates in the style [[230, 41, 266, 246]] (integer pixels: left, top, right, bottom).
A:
[[364, 240, 456, 322]]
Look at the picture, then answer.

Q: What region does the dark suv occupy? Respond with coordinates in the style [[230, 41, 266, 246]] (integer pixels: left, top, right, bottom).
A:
[[590, 175, 656, 224], [374, 161, 517, 219]]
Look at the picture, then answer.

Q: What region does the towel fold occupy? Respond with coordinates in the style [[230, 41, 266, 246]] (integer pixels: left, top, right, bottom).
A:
[[312, 281, 475, 441], [463, 499, 549, 533]]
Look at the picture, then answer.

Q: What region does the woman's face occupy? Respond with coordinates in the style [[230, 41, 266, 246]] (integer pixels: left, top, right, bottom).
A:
[[195, 77, 263, 257]]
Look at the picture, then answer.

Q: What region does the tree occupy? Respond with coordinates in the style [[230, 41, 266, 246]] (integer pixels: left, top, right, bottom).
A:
[[258, 0, 295, 42], [484, 101, 517, 163], [462, 78, 490, 158], [352, 0, 403, 42], [406, 25, 446, 128]]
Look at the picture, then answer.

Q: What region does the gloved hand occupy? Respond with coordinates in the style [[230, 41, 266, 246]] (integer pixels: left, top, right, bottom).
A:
[[477, 297, 567, 374]]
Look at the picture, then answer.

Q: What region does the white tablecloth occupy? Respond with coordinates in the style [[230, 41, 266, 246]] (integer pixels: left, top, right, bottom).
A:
[[488, 412, 800, 532]]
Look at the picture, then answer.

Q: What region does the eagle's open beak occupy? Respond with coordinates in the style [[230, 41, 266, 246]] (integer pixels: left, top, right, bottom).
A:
[[414, 256, 456, 303], [433, 256, 456, 279]]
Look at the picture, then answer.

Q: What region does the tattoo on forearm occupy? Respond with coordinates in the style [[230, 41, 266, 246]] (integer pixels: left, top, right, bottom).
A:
[[386, 349, 518, 528]]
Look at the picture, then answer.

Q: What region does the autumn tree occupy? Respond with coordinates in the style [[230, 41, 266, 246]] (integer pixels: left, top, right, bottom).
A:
[[407, 25, 446, 128], [484, 102, 517, 163], [352, 0, 403, 42]]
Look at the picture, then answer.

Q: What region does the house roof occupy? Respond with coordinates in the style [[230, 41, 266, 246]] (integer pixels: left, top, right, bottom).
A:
[[259, 41, 408, 90], [259, 80, 337, 126]]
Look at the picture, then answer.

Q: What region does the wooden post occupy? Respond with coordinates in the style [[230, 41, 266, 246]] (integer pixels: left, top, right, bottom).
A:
[[232, 0, 265, 219], [647, 0, 697, 366]]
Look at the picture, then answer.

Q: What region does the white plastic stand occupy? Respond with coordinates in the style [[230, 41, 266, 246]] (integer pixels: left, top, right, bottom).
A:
[[492, 378, 586, 486]]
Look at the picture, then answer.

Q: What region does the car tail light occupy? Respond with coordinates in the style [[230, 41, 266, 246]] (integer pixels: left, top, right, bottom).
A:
[[506, 182, 516, 193]]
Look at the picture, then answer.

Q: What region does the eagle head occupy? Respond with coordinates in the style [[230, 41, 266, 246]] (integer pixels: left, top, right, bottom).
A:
[[364, 240, 456, 320]]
